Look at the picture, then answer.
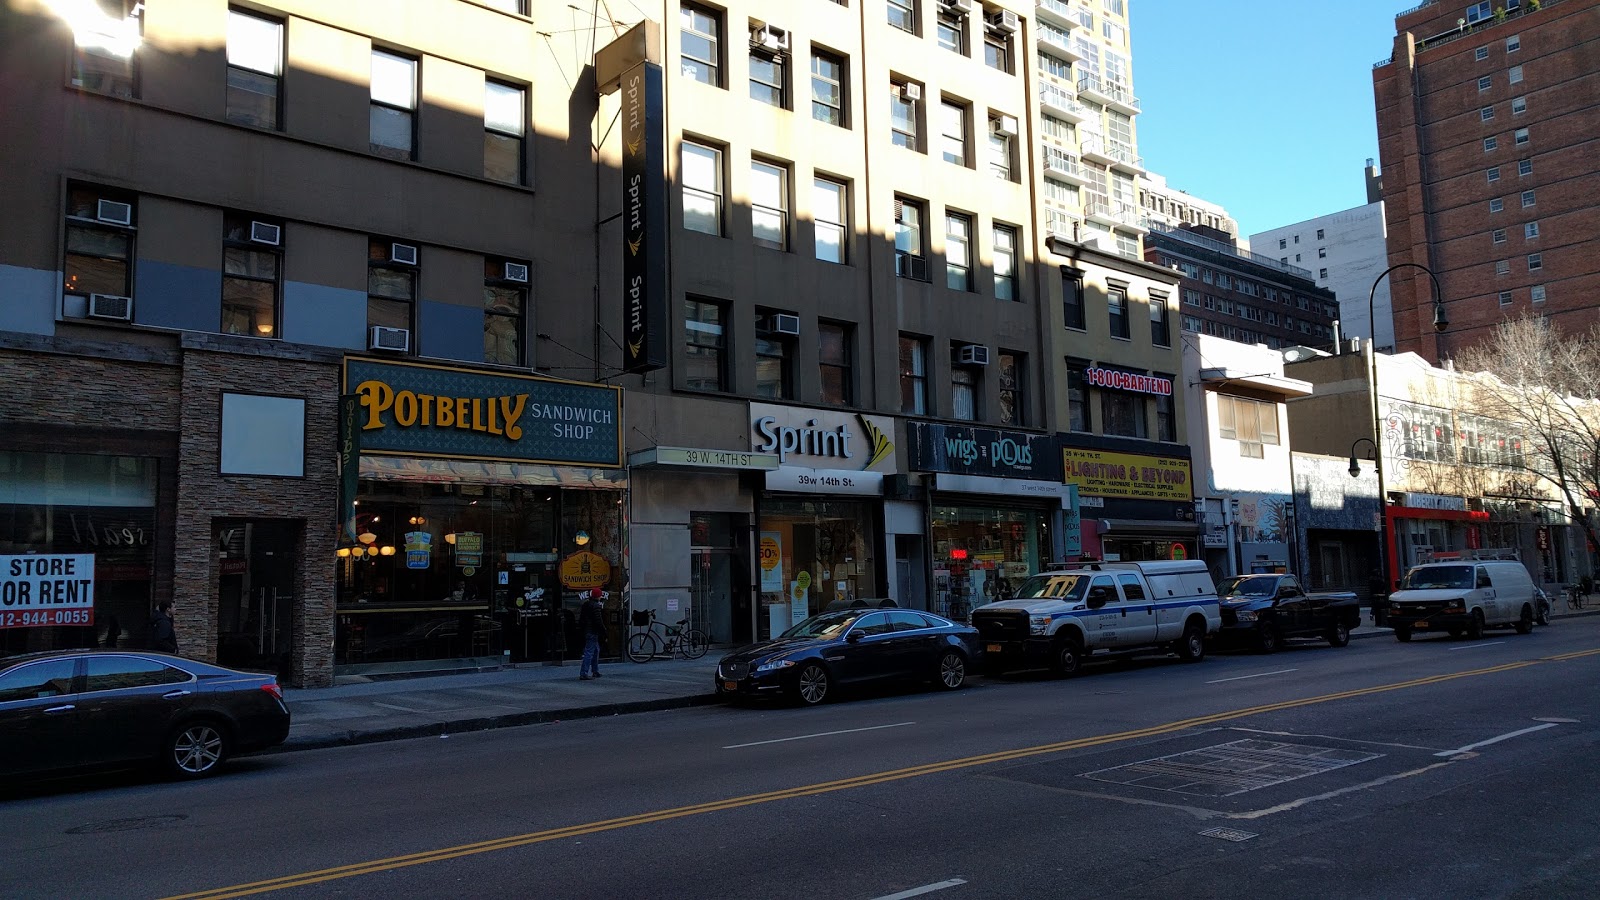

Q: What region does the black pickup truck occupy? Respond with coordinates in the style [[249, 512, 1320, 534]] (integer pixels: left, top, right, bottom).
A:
[[1214, 574, 1362, 652]]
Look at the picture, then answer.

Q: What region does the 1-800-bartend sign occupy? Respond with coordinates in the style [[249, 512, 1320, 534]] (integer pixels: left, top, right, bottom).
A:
[[1, 554, 95, 629]]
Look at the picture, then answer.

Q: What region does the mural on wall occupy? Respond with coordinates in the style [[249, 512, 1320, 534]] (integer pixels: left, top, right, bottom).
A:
[[1240, 495, 1289, 543]]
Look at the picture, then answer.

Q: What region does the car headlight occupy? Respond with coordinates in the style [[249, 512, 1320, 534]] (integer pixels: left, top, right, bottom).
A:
[[1029, 615, 1051, 635], [1234, 609, 1258, 622], [755, 659, 797, 673], [1443, 600, 1466, 614]]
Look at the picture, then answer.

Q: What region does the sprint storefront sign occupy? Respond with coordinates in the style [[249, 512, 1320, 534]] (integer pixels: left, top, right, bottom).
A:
[[750, 403, 897, 495]]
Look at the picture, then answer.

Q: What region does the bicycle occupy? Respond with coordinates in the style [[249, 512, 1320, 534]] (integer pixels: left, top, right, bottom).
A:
[[626, 607, 708, 662], [1567, 584, 1586, 610]]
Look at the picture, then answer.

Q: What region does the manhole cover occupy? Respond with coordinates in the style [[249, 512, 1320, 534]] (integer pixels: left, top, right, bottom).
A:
[[67, 815, 188, 835], [1081, 739, 1381, 797], [1200, 827, 1259, 842]]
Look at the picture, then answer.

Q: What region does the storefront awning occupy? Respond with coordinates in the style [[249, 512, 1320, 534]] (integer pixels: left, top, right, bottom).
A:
[[360, 455, 627, 489], [1097, 518, 1200, 535]]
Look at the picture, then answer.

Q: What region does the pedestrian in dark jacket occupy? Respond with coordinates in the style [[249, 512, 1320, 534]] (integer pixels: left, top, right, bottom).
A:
[[150, 601, 178, 654], [578, 589, 605, 680]]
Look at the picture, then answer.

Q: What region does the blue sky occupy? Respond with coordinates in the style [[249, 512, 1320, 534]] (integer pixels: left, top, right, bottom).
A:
[[1129, 0, 1404, 238]]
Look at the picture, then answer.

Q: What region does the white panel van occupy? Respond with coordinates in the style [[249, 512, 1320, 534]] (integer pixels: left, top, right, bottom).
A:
[[1388, 560, 1539, 640]]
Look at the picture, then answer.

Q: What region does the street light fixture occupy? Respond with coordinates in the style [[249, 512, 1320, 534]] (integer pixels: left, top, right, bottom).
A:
[[1348, 437, 1377, 479]]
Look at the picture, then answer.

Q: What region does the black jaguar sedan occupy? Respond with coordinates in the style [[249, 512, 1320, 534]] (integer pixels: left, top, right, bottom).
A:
[[0, 649, 291, 781], [714, 608, 982, 706]]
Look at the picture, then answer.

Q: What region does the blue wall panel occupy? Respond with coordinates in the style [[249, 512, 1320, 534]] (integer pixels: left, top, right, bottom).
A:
[[133, 261, 222, 332], [283, 281, 367, 350], [418, 300, 484, 363], [0, 265, 59, 335]]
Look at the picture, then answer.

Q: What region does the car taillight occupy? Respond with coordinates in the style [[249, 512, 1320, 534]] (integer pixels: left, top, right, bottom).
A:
[[260, 682, 283, 701]]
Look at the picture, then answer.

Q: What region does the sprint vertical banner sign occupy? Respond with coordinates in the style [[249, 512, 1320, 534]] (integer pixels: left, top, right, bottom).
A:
[[622, 61, 666, 374]]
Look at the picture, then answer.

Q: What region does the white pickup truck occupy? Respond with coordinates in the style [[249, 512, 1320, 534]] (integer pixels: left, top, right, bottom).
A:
[[971, 560, 1222, 676]]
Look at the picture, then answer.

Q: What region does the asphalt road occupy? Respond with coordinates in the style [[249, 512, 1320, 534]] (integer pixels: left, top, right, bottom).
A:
[[3, 618, 1597, 900]]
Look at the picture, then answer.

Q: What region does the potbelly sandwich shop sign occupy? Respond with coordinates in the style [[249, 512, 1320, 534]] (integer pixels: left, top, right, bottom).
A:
[[345, 359, 623, 467]]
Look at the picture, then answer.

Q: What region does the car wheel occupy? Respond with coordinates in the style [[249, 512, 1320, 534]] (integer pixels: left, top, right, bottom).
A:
[[1536, 602, 1550, 626], [792, 663, 830, 706], [165, 720, 229, 779], [1447, 628, 1463, 638], [1395, 627, 1412, 642], [1178, 621, 1206, 662], [1467, 609, 1486, 640], [1255, 621, 1279, 654], [1050, 636, 1084, 678], [1326, 622, 1351, 647], [935, 651, 966, 690], [1514, 605, 1534, 635]]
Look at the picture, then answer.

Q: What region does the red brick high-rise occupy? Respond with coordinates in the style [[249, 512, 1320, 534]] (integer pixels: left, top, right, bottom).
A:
[[1374, 0, 1600, 361]]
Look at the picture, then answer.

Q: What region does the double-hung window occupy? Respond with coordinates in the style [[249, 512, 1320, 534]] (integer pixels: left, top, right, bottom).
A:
[[367, 238, 417, 341], [484, 258, 528, 366], [221, 214, 282, 339], [755, 308, 794, 399], [1154, 382, 1175, 441], [226, 10, 282, 129], [1107, 284, 1130, 339], [945, 212, 972, 291], [685, 297, 727, 391], [891, 82, 920, 149], [1149, 294, 1170, 347], [811, 51, 845, 125], [888, 0, 916, 34], [951, 362, 978, 421], [370, 51, 417, 160], [680, 4, 722, 87], [993, 225, 1017, 301], [899, 336, 928, 415], [1101, 389, 1146, 438], [988, 118, 1013, 180], [937, 13, 965, 54], [1063, 269, 1086, 329], [71, 7, 139, 98], [750, 43, 786, 108], [484, 82, 525, 184], [819, 322, 854, 405], [814, 177, 848, 264], [998, 352, 1023, 426], [751, 160, 789, 251], [1067, 365, 1090, 432], [1217, 394, 1279, 458], [682, 141, 724, 235], [63, 186, 135, 318], [984, 32, 1011, 74], [894, 197, 928, 280], [940, 100, 967, 166]]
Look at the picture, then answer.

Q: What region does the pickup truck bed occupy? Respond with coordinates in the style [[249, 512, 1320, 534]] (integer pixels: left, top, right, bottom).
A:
[[1215, 574, 1361, 653]]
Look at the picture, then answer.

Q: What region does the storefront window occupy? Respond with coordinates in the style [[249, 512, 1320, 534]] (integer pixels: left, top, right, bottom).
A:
[[0, 451, 156, 655], [931, 504, 1046, 621], [758, 499, 876, 640]]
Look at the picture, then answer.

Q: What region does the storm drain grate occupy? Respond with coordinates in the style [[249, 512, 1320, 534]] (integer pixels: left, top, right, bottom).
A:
[[1199, 827, 1259, 842], [1080, 738, 1381, 797]]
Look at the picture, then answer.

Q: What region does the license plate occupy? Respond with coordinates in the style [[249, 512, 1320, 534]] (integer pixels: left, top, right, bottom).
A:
[[986, 643, 1002, 653], [1413, 620, 1429, 629], [724, 680, 737, 691]]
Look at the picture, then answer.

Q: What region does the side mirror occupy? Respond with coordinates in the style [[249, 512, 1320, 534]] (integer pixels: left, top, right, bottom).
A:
[[1086, 590, 1108, 609], [846, 631, 863, 643]]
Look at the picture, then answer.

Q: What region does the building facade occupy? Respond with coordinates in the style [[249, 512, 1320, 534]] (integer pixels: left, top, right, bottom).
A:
[[1140, 171, 1237, 238], [1374, 0, 1600, 359]]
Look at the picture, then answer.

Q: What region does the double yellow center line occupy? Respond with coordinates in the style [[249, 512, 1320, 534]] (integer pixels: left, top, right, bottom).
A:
[[169, 649, 1599, 899]]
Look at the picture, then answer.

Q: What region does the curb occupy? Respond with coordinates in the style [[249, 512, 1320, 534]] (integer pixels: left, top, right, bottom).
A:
[[272, 692, 722, 754]]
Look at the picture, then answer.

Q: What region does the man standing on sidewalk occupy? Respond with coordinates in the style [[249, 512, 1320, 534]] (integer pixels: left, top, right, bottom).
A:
[[578, 588, 606, 680]]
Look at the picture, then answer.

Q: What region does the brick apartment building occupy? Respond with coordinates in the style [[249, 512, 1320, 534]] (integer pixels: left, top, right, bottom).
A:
[[1374, 0, 1600, 360]]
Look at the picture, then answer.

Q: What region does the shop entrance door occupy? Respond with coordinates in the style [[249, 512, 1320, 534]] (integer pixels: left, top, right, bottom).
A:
[[216, 520, 298, 677], [690, 513, 751, 646]]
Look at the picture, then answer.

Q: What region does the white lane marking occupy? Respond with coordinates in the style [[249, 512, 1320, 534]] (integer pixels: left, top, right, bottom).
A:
[[723, 721, 916, 749], [1229, 727, 1446, 752], [1448, 641, 1506, 651], [373, 701, 426, 713], [1435, 722, 1559, 757], [1205, 668, 1298, 685], [871, 878, 968, 900], [1230, 761, 1455, 820]]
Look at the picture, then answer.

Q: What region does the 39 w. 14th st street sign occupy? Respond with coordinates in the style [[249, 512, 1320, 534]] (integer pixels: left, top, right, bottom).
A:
[[346, 359, 623, 467], [1, 554, 95, 629]]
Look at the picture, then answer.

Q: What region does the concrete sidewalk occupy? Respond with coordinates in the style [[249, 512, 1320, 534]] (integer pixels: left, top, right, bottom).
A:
[[275, 606, 1598, 754]]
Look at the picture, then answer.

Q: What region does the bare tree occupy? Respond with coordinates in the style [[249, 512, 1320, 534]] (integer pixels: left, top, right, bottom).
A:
[[1455, 315, 1600, 555]]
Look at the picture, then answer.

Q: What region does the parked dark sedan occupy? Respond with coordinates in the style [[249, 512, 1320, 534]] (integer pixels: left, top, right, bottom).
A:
[[714, 608, 982, 706], [0, 650, 290, 781]]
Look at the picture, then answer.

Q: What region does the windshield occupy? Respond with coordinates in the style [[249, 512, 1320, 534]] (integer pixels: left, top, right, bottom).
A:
[[1218, 576, 1275, 598], [1011, 573, 1088, 601], [780, 611, 860, 640], [1401, 565, 1474, 591]]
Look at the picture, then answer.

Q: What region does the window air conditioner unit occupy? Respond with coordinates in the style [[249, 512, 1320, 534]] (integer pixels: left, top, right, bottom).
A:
[[369, 326, 411, 353], [939, 0, 975, 14], [987, 10, 1019, 35], [957, 344, 990, 366], [991, 114, 1019, 137], [503, 262, 529, 283], [749, 24, 789, 53], [895, 252, 930, 281], [899, 82, 922, 102], [87, 293, 133, 321], [96, 199, 133, 226], [249, 221, 282, 246], [390, 243, 419, 266], [769, 313, 801, 336]]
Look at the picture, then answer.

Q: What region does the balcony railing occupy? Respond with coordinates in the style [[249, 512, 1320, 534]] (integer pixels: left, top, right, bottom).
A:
[[1038, 83, 1086, 120], [1084, 197, 1149, 232], [1147, 221, 1314, 278], [1042, 148, 1087, 183], [1076, 73, 1142, 114], [1080, 135, 1143, 171], [1036, 0, 1093, 29]]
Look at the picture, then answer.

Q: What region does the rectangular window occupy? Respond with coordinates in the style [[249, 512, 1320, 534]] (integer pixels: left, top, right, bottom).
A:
[[1522, 189, 1535, 207], [370, 50, 417, 160], [1512, 96, 1527, 114], [1514, 127, 1529, 145], [1509, 64, 1523, 84], [750, 44, 786, 108], [62, 185, 135, 314], [1531, 285, 1546, 303], [998, 352, 1023, 426], [984, 33, 1011, 73], [993, 225, 1017, 301], [1154, 385, 1175, 442], [811, 50, 845, 126], [1493, 229, 1506, 244], [1519, 158, 1532, 176], [1480, 106, 1494, 121], [1067, 365, 1090, 432], [751, 160, 789, 251], [684, 297, 727, 391], [1478, 75, 1492, 92], [1217, 394, 1279, 458], [1107, 285, 1129, 339], [1525, 221, 1539, 239], [888, 0, 917, 33], [1484, 136, 1497, 151], [1507, 34, 1521, 52], [945, 212, 972, 291], [819, 321, 854, 405], [1467, 1, 1492, 23], [682, 141, 724, 235], [755, 309, 795, 400], [1063, 269, 1086, 330], [221, 214, 281, 339], [1318, 247, 1327, 259], [367, 238, 416, 339], [988, 124, 1012, 181], [71, 16, 138, 98], [937, 14, 965, 54], [1278, 238, 1287, 249], [894, 196, 927, 279], [1101, 390, 1146, 438], [1490, 197, 1504, 212], [940, 100, 967, 165], [899, 335, 928, 415], [226, 9, 282, 129], [484, 258, 527, 366], [951, 362, 978, 421], [1475, 46, 1489, 61], [1488, 166, 1501, 182], [1316, 228, 1325, 240], [1319, 268, 1328, 279], [1150, 294, 1170, 346], [891, 82, 920, 149], [1499, 290, 1513, 306], [1496, 260, 1510, 275], [680, 3, 722, 87], [484, 81, 525, 184], [1527, 252, 1542, 271], [814, 176, 848, 264]]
